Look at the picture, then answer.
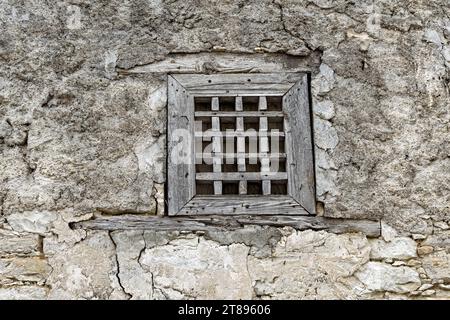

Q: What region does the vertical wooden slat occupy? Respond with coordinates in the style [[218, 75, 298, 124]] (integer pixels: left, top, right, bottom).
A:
[[283, 74, 316, 214], [259, 96, 271, 195], [235, 97, 247, 194], [194, 120, 203, 165], [211, 97, 222, 195]]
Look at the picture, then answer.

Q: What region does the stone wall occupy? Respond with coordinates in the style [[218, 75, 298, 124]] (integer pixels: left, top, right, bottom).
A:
[[0, 0, 449, 299]]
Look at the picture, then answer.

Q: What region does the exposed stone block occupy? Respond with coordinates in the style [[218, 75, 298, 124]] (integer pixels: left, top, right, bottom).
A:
[[355, 262, 421, 294], [370, 237, 417, 260], [0, 257, 50, 285], [0, 229, 41, 257], [422, 251, 450, 283], [0, 286, 48, 300], [6, 211, 57, 234]]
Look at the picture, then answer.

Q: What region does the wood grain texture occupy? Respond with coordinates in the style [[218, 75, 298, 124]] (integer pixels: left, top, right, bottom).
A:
[[168, 72, 316, 217], [235, 97, 247, 195], [167, 76, 195, 215], [259, 96, 271, 195], [211, 97, 222, 195], [117, 53, 318, 75], [196, 153, 286, 160], [181, 195, 306, 215], [173, 73, 303, 96], [283, 74, 316, 214], [72, 215, 381, 237], [195, 111, 284, 117], [196, 172, 287, 181], [195, 131, 284, 138]]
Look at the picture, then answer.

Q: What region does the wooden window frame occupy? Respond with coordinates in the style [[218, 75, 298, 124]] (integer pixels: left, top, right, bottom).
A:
[[167, 73, 315, 216]]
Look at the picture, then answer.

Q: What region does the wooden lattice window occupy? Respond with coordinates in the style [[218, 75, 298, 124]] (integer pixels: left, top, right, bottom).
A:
[[167, 73, 315, 216]]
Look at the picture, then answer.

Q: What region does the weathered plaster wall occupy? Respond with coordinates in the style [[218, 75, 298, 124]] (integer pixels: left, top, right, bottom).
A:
[[0, 0, 449, 299]]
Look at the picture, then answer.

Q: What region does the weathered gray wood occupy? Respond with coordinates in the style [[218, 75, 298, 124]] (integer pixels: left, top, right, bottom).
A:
[[176, 73, 302, 87], [235, 97, 247, 195], [72, 215, 381, 237], [211, 97, 220, 111], [190, 92, 288, 97], [259, 96, 271, 195], [261, 158, 271, 195], [169, 72, 315, 217], [211, 97, 222, 195], [116, 53, 316, 75], [173, 73, 303, 96], [194, 119, 203, 165], [195, 131, 284, 138], [181, 195, 306, 215], [195, 111, 284, 118], [283, 74, 316, 214], [196, 172, 287, 181], [196, 153, 286, 160], [167, 76, 195, 215], [258, 96, 268, 111]]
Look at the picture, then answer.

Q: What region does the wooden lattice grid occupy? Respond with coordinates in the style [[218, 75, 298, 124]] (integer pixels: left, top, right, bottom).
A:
[[167, 73, 316, 216], [194, 96, 287, 196]]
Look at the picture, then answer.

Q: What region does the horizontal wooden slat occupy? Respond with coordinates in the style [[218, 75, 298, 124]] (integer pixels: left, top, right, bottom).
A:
[[195, 111, 284, 117], [192, 92, 288, 97], [181, 195, 305, 215], [173, 73, 302, 96], [195, 131, 284, 138], [195, 153, 286, 159], [196, 172, 287, 181], [72, 214, 382, 237]]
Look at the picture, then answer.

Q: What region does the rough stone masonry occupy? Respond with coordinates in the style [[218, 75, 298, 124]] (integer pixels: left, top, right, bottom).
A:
[[0, 0, 449, 299]]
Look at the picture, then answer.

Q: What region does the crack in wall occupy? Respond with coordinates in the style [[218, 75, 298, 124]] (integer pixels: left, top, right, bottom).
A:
[[108, 231, 132, 299], [245, 249, 258, 299], [274, 0, 313, 52], [0, 191, 6, 217], [136, 231, 160, 298]]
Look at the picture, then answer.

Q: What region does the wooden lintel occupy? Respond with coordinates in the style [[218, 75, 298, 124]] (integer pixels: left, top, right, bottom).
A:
[[71, 215, 381, 237]]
